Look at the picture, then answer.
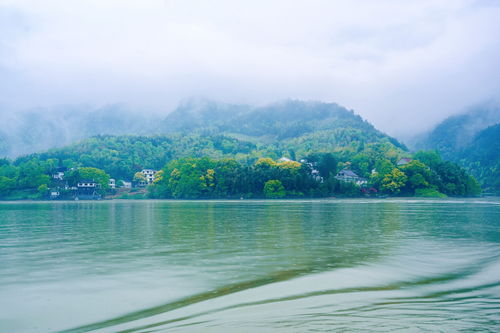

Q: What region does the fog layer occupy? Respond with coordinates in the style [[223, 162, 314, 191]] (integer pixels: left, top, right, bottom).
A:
[[1, 0, 500, 136]]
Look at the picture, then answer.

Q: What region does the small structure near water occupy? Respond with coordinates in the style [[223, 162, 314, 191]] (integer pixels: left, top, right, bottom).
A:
[[75, 180, 101, 200], [335, 169, 367, 185]]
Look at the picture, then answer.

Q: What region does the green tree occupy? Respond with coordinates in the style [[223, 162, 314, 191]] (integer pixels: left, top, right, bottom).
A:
[[369, 158, 394, 188], [381, 168, 408, 194], [66, 167, 110, 190], [37, 184, 49, 198], [413, 150, 442, 169], [400, 160, 433, 195], [0, 176, 16, 197], [263, 179, 285, 198], [133, 171, 147, 183]]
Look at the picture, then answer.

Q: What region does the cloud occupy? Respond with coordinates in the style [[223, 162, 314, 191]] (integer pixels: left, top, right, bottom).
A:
[[0, 0, 499, 136]]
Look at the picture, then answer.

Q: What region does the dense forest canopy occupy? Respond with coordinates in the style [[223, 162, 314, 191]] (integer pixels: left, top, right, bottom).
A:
[[0, 99, 488, 199], [416, 105, 500, 194], [0, 99, 406, 157]]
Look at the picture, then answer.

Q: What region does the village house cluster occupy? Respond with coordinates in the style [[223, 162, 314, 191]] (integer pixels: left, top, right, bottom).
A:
[[46, 158, 413, 200], [48, 168, 159, 200]]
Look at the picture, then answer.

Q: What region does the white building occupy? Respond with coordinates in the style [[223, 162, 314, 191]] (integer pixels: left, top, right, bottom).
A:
[[108, 178, 116, 189], [277, 157, 293, 163], [141, 169, 158, 184], [77, 181, 97, 188], [335, 169, 368, 186], [121, 181, 132, 189], [52, 167, 67, 180]]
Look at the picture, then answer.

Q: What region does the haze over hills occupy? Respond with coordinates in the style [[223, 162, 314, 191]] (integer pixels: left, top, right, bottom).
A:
[[0, 105, 160, 158], [6, 99, 407, 184], [1, 98, 486, 200], [0, 99, 405, 158], [3, 98, 498, 194], [415, 103, 500, 157], [414, 104, 500, 193]]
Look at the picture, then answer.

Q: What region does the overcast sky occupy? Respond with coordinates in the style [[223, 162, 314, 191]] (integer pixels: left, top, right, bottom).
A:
[[1, 0, 499, 136]]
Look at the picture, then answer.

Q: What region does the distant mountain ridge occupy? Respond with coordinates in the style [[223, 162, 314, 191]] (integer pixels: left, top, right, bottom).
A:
[[1, 99, 405, 158], [416, 103, 500, 158], [0, 105, 160, 157], [414, 104, 500, 193], [165, 99, 407, 154]]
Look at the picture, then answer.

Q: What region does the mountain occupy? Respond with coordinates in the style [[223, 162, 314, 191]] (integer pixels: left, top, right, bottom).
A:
[[457, 124, 500, 194], [415, 104, 500, 193], [0, 105, 160, 158], [162, 99, 406, 152], [4, 100, 485, 200], [1, 99, 406, 159], [11, 100, 406, 181], [416, 103, 500, 159]]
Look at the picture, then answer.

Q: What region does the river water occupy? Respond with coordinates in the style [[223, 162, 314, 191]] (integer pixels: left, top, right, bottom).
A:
[[1, 199, 499, 332]]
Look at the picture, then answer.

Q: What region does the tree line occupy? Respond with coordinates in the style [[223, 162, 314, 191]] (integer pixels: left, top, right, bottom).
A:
[[147, 150, 480, 199], [0, 139, 480, 200]]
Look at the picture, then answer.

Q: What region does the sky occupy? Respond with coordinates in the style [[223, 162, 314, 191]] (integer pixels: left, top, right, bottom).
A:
[[1, 0, 500, 137]]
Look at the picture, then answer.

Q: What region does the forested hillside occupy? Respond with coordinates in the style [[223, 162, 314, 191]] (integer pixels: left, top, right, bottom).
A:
[[162, 99, 405, 149], [456, 124, 500, 194], [0, 105, 159, 157], [0, 99, 405, 158], [417, 104, 500, 159], [0, 99, 484, 199], [0, 100, 482, 199], [9, 100, 404, 181], [416, 104, 500, 194]]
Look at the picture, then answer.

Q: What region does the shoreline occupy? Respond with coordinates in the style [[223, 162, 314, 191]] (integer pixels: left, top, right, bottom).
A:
[[0, 197, 497, 204]]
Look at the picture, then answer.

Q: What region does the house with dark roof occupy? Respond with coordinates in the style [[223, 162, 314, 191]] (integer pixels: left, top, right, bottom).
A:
[[335, 169, 367, 185], [75, 180, 101, 200], [397, 158, 412, 166]]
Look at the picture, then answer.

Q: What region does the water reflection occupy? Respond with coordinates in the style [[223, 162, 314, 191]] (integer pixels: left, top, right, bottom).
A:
[[0, 199, 499, 332]]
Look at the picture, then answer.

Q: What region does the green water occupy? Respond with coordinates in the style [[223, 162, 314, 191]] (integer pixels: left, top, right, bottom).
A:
[[1, 199, 499, 332]]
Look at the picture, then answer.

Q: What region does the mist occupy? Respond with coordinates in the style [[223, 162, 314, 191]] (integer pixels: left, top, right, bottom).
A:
[[1, 0, 500, 137]]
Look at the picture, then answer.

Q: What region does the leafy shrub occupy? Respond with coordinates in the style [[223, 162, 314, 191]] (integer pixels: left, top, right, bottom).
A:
[[415, 188, 447, 198]]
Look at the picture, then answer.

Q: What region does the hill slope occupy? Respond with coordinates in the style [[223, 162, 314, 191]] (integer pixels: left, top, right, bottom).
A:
[[417, 104, 500, 159], [13, 100, 406, 181], [457, 124, 500, 194], [415, 104, 500, 193], [0, 105, 160, 158], [1, 99, 405, 159], [162, 99, 405, 148]]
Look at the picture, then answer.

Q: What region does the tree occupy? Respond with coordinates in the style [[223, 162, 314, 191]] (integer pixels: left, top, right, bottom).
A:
[[414, 150, 442, 169], [381, 168, 408, 194], [161, 158, 218, 199], [304, 153, 337, 179], [263, 180, 285, 198], [434, 161, 480, 196], [66, 167, 110, 190], [133, 171, 147, 183], [0, 176, 16, 197], [17, 159, 49, 189], [370, 159, 394, 189], [400, 160, 433, 194], [37, 184, 49, 198]]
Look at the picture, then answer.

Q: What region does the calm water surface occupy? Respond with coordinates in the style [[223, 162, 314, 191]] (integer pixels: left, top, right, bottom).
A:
[[1, 199, 499, 332]]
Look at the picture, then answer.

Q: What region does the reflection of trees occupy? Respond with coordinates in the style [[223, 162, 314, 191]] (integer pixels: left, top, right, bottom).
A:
[[147, 200, 406, 280], [6, 199, 497, 289]]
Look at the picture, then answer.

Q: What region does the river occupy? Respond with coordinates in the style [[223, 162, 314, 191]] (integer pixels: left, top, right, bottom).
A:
[[1, 199, 499, 332]]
